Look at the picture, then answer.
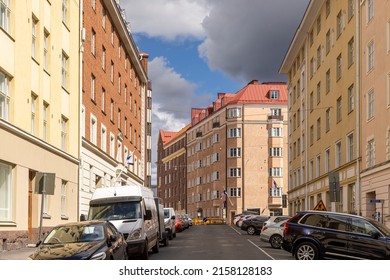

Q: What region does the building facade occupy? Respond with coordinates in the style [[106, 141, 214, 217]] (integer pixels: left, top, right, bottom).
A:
[[360, 0, 390, 226], [80, 0, 150, 215], [157, 125, 190, 213], [186, 81, 289, 223], [280, 0, 360, 215], [0, 0, 80, 249]]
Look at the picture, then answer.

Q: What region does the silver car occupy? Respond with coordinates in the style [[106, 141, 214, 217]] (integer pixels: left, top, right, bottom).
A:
[[260, 220, 286, 249]]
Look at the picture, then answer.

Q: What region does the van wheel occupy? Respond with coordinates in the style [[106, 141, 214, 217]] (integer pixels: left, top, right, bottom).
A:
[[168, 230, 173, 240], [141, 241, 149, 260], [295, 242, 318, 260], [152, 238, 160, 253], [163, 236, 169, 247]]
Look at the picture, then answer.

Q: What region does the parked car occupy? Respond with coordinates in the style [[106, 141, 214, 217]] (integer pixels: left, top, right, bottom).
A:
[[184, 214, 193, 226], [260, 220, 286, 249], [28, 220, 128, 260], [236, 214, 256, 228], [282, 210, 390, 260], [175, 216, 183, 233], [164, 207, 176, 239], [263, 215, 290, 228], [176, 214, 189, 230], [240, 215, 269, 235], [234, 211, 259, 226]]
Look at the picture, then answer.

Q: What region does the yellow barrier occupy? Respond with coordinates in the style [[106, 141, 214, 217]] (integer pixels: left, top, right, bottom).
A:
[[193, 218, 227, 225]]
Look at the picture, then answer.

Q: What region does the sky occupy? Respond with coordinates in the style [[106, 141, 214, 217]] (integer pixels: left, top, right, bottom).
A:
[[121, 0, 310, 184]]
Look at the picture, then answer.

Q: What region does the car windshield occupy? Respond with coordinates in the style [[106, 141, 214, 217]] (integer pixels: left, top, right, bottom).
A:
[[43, 224, 105, 244], [88, 201, 141, 220]]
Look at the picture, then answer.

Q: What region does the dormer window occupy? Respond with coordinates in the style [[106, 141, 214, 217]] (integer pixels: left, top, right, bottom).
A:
[[270, 90, 279, 99]]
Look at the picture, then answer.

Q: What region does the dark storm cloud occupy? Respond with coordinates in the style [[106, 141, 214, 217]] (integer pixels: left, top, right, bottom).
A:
[[199, 0, 310, 83]]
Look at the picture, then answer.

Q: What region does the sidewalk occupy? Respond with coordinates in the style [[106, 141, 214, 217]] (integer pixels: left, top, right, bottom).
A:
[[0, 246, 36, 260]]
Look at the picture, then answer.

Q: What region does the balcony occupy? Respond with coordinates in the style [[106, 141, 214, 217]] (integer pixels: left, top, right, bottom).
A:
[[268, 196, 282, 207], [268, 115, 284, 121], [196, 131, 203, 138], [212, 122, 220, 128]]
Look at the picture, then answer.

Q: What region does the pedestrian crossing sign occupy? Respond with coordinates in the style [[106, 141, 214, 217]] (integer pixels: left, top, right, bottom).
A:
[[313, 200, 327, 211]]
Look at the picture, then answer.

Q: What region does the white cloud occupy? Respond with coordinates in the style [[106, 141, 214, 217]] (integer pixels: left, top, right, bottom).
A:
[[122, 0, 211, 41]]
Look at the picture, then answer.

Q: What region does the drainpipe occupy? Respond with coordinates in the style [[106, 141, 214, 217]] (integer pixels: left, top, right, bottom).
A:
[[355, 0, 361, 216], [78, 0, 84, 219]]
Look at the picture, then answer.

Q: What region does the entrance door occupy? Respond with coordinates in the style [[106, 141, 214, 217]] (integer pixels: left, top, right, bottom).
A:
[[28, 171, 35, 241]]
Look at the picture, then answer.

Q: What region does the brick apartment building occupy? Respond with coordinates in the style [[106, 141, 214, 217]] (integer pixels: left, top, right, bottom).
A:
[[80, 0, 150, 214]]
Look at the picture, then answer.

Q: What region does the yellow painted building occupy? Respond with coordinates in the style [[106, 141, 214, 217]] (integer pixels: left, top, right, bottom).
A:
[[0, 0, 80, 249], [280, 0, 360, 215]]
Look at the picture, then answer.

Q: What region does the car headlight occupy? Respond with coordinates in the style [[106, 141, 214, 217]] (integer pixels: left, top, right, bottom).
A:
[[90, 252, 106, 260], [127, 228, 142, 240]]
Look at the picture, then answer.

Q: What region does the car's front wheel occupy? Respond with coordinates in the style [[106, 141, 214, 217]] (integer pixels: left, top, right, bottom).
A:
[[247, 226, 256, 235], [269, 234, 282, 249], [295, 242, 318, 260]]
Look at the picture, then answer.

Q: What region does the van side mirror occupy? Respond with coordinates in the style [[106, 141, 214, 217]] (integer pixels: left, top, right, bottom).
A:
[[145, 210, 152, 220], [171, 215, 175, 220]]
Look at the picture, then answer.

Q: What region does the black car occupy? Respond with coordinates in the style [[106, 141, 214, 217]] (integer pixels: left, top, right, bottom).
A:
[[282, 210, 390, 260], [240, 215, 269, 235], [28, 220, 128, 260]]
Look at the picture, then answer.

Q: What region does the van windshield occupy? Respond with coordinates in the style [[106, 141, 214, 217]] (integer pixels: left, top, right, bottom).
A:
[[88, 201, 142, 220], [164, 209, 170, 219]]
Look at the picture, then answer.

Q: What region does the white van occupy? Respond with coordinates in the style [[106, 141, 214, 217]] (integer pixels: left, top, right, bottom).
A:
[[163, 207, 176, 239], [88, 185, 159, 259]]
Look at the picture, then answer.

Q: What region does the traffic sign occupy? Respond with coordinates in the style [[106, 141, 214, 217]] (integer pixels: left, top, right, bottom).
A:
[[369, 199, 384, 203]]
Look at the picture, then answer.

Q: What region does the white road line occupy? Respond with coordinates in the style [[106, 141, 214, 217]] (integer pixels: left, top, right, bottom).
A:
[[247, 239, 275, 260], [229, 225, 242, 235]]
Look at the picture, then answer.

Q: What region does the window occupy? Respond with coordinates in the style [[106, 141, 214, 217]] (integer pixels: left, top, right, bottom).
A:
[[91, 29, 96, 55], [310, 125, 314, 145], [110, 61, 114, 83], [91, 0, 96, 10], [62, 0, 68, 25], [102, 46, 106, 70], [43, 102, 49, 141], [335, 141, 342, 168], [31, 94, 37, 135], [337, 96, 342, 122], [347, 133, 354, 161], [326, 108, 330, 132], [229, 168, 241, 177], [270, 90, 279, 99], [326, 30, 331, 54], [310, 58, 314, 78], [0, 71, 10, 121], [270, 167, 283, 177], [270, 147, 283, 157], [91, 74, 95, 101], [325, 149, 330, 173], [110, 133, 115, 158], [90, 114, 97, 145], [348, 37, 354, 67], [32, 16, 38, 59], [101, 125, 106, 152], [348, 0, 354, 20], [118, 73, 121, 94], [326, 0, 330, 17], [326, 69, 330, 94], [61, 180, 67, 217], [117, 108, 121, 129], [317, 46, 322, 69], [336, 54, 342, 80], [61, 52, 68, 89], [316, 155, 321, 177], [310, 92, 314, 112], [309, 29, 313, 47], [0, 0, 11, 33], [0, 162, 12, 221], [367, 0, 374, 23], [317, 118, 321, 140], [227, 107, 241, 118], [61, 116, 68, 151], [117, 141, 122, 162], [316, 16, 321, 34], [367, 41, 374, 71], [101, 88, 105, 112], [43, 30, 49, 71], [270, 127, 283, 137], [367, 139, 375, 167], [228, 128, 241, 138], [337, 11, 342, 38], [317, 82, 321, 104], [348, 84, 354, 113], [102, 7, 106, 29], [229, 188, 241, 197], [110, 99, 114, 121], [368, 89, 374, 119], [229, 148, 241, 157]]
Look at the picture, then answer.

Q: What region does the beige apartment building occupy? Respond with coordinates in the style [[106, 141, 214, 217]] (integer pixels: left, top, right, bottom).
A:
[[360, 0, 390, 226], [186, 80, 288, 223], [0, 0, 80, 249], [280, 0, 360, 215]]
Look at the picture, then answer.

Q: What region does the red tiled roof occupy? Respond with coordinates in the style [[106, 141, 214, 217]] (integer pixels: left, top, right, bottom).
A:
[[159, 123, 191, 145]]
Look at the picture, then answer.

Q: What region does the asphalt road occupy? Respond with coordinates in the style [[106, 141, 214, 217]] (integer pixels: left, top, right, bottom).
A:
[[149, 224, 295, 260]]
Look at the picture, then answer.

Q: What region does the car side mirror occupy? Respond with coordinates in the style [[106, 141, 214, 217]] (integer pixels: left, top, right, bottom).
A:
[[371, 232, 380, 239], [36, 240, 42, 247]]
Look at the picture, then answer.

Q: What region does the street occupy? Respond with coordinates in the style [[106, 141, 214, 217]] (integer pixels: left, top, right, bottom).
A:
[[148, 224, 294, 260]]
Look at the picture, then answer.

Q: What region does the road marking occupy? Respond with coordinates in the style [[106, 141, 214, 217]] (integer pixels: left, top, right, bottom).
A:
[[229, 225, 242, 235], [247, 239, 275, 260]]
